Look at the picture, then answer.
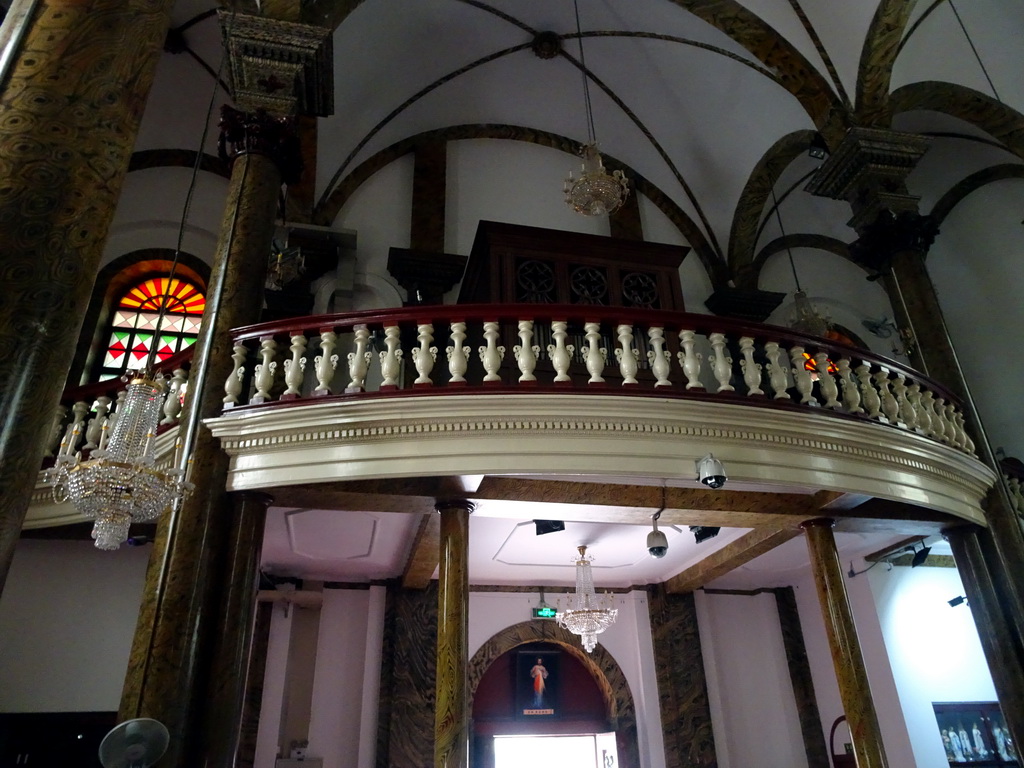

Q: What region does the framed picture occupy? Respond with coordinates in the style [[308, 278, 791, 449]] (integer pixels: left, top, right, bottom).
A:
[[516, 650, 560, 719], [933, 702, 1019, 766]]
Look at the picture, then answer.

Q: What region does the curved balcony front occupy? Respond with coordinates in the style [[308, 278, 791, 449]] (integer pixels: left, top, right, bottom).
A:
[[197, 304, 992, 526]]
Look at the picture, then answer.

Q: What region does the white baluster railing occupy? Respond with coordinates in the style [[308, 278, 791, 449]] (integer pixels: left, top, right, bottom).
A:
[[413, 323, 437, 385], [582, 322, 606, 384], [548, 321, 573, 383], [209, 305, 977, 458], [283, 334, 307, 399], [379, 325, 402, 388]]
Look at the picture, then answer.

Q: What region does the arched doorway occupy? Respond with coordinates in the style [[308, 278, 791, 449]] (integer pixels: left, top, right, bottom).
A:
[[468, 620, 640, 768]]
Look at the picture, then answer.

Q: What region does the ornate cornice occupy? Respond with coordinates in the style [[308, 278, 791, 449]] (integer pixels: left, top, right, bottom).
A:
[[203, 394, 993, 525], [220, 11, 333, 117], [806, 127, 931, 230]]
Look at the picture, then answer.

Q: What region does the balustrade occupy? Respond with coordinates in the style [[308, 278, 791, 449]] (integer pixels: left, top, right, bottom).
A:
[[46, 349, 194, 466], [208, 304, 975, 457]]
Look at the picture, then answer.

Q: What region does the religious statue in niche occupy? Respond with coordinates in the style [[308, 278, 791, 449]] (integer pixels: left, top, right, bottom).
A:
[[516, 650, 559, 719], [933, 702, 1018, 766]]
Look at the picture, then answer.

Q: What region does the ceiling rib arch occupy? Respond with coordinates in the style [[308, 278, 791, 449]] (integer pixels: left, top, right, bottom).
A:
[[854, 0, 919, 128], [929, 163, 1024, 226], [664, 0, 849, 145], [890, 81, 1024, 161], [729, 129, 816, 278], [312, 123, 725, 283]]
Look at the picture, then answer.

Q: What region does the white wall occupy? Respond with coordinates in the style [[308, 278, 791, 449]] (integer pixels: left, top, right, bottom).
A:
[[697, 590, 808, 768], [868, 563, 996, 768], [927, 177, 1024, 460], [0, 539, 149, 712], [255, 599, 294, 768], [308, 589, 371, 768], [331, 155, 412, 310], [104, 168, 227, 268], [445, 140, 608, 259], [468, 590, 665, 768]]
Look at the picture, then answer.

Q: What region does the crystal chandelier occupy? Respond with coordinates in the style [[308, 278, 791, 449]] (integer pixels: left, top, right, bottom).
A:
[[47, 376, 192, 550], [556, 545, 618, 653], [565, 143, 629, 216], [790, 289, 831, 337], [563, 0, 629, 217]]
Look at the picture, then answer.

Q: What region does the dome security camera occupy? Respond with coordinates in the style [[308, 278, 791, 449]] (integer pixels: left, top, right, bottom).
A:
[[696, 453, 726, 489], [647, 516, 668, 558], [647, 528, 668, 558]]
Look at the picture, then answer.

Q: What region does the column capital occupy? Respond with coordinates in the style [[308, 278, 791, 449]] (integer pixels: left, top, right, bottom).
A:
[[848, 210, 939, 274], [217, 105, 302, 184], [799, 517, 835, 531], [806, 127, 930, 231], [435, 499, 475, 515], [219, 11, 333, 117]]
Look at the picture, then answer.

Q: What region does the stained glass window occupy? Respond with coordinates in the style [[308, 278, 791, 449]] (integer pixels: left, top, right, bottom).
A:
[[99, 278, 205, 381]]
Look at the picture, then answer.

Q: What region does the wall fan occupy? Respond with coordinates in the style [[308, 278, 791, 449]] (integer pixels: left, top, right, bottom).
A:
[[98, 718, 170, 768]]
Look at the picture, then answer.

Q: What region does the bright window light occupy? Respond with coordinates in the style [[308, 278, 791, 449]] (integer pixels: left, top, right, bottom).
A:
[[493, 733, 618, 768]]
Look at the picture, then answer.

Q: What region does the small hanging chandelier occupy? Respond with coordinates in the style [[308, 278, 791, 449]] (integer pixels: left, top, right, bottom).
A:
[[790, 289, 831, 337], [770, 187, 830, 337], [563, 0, 629, 217], [47, 375, 192, 549], [565, 143, 629, 216], [556, 545, 618, 653]]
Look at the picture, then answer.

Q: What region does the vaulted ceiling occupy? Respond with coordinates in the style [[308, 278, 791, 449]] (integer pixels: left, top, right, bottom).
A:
[[127, 0, 1024, 586]]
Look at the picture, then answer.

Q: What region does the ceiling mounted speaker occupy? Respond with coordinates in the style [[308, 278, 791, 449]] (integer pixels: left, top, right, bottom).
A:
[[534, 520, 565, 535], [98, 718, 170, 768]]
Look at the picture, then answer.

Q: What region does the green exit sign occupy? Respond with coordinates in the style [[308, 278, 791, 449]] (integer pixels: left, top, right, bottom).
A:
[[533, 606, 557, 619]]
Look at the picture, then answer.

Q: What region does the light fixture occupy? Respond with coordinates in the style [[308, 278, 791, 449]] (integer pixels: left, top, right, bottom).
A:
[[696, 453, 726, 489], [911, 544, 932, 568], [43, 35, 229, 549], [266, 239, 306, 291], [690, 526, 721, 544], [948, 595, 967, 608], [808, 132, 829, 160], [556, 545, 618, 653], [47, 377, 192, 549], [535, 519, 566, 536], [770, 187, 831, 337], [563, 0, 629, 217]]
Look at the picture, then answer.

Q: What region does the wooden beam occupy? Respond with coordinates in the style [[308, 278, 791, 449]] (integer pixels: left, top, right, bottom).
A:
[[265, 476, 959, 535], [402, 511, 440, 589], [665, 527, 803, 593]]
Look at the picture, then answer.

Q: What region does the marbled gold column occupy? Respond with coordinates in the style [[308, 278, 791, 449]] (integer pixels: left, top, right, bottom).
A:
[[0, 0, 173, 594], [945, 525, 1024, 751], [434, 500, 473, 768], [808, 129, 1024, 734], [119, 108, 296, 768], [203, 491, 273, 768], [803, 519, 889, 768]]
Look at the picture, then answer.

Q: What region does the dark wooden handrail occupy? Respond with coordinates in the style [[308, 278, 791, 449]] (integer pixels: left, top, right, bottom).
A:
[[58, 346, 195, 405]]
